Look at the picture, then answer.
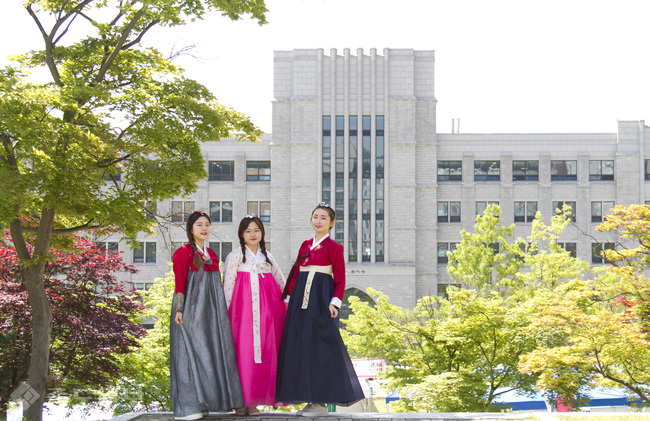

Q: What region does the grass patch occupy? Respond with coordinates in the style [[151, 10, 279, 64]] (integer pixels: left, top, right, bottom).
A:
[[555, 415, 650, 421]]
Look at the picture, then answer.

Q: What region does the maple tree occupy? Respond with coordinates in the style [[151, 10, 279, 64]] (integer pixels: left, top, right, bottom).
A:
[[0, 232, 145, 420], [0, 1, 265, 419], [343, 206, 587, 411], [519, 204, 650, 406]]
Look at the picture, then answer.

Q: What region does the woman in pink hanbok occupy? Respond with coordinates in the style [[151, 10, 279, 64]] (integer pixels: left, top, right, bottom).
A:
[[223, 214, 287, 416]]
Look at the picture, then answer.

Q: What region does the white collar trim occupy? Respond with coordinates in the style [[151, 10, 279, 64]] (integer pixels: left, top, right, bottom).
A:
[[311, 233, 329, 250]]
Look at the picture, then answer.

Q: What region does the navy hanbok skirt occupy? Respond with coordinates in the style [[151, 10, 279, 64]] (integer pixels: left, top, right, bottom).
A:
[[276, 269, 364, 406]]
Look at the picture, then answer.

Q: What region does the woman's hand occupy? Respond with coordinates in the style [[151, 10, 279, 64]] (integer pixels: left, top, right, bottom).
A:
[[329, 304, 339, 319], [175, 311, 183, 325]]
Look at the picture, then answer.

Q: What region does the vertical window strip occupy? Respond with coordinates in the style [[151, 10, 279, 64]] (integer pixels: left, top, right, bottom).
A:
[[349, 116, 358, 261], [322, 116, 332, 203], [375, 116, 384, 261]]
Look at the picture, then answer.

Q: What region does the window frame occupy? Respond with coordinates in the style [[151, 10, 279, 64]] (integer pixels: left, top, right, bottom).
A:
[[208, 161, 235, 182], [246, 161, 271, 182], [438, 201, 461, 223], [133, 241, 157, 264], [474, 160, 501, 182], [512, 160, 539, 181], [552, 201, 577, 222], [551, 160, 577, 181], [514, 201, 538, 223], [437, 160, 463, 182], [589, 160, 614, 181], [591, 201, 615, 223]]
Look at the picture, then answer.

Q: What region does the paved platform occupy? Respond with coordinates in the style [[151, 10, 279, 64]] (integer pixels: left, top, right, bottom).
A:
[[109, 411, 546, 421]]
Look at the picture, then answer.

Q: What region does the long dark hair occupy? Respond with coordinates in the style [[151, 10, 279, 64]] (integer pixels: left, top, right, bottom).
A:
[[238, 215, 271, 264], [186, 210, 211, 269]]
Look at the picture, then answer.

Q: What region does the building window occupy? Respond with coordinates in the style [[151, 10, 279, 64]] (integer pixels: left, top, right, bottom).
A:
[[476, 201, 500, 217], [514, 201, 538, 223], [208, 161, 234, 181], [589, 160, 614, 181], [437, 283, 460, 299], [322, 116, 332, 203], [335, 116, 345, 244], [552, 201, 576, 222], [474, 161, 500, 181], [247, 201, 271, 223], [96, 241, 119, 253], [646, 160, 650, 181], [592, 242, 615, 264], [591, 201, 614, 223], [172, 201, 195, 223], [551, 160, 577, 181], [437, 242, 457, 264], [349, 116, 358, 262], [142, 200, 157, 220], [246, 161, 271, 182], [438, 202, 461, 223], [209, 201, 233, 223], [512, 160, 539, 181], [559, 242, 577, 258], [208, 242, 233, 262], [437, 161, 462, 182], [133, 242, 156, 263], [376, 115, 384, 262]]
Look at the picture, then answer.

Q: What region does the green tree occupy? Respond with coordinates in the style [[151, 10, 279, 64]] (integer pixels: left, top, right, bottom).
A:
[[519, 204, 650, 406], [344, 205, 586, 411], [111, 271, 174, 415], [0, 2, 265, 419]]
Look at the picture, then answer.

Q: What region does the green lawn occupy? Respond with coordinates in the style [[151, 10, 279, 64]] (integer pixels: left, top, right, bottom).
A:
[[553, 415, 650, 421]]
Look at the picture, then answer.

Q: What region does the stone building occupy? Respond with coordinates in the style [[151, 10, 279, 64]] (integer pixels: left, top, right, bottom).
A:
[[100, 48, 650, 310]]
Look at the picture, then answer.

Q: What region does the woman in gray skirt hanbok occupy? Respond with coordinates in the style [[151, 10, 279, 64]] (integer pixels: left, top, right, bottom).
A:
[[170, 210, 243, 420]]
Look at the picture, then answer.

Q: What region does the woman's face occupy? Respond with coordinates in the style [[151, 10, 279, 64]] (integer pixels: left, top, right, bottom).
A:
[[192, 216, 211, 243], [243, 221, 262, 249], [311, 208, 335, 237]]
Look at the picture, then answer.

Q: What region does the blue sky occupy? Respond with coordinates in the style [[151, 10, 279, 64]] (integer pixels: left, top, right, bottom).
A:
[[2, 0, 648, 134]]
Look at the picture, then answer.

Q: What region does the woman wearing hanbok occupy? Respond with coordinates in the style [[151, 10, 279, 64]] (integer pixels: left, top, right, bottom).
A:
[[170, 210, 243, 420], [276, 203, 364, 416], [223, 214, 287, 416]]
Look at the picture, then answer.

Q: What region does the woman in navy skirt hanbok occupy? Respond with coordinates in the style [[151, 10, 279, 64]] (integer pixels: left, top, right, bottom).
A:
[[276, 203, 364, 416]]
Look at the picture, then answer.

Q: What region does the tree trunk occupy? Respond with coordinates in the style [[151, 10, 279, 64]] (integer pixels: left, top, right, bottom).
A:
[[23, 264, 53, 421], [0, 408, 7, 421], [9, 208, 56, 421]]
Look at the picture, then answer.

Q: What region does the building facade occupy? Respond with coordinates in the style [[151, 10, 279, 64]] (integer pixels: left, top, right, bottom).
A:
[[102, 48, 650, 310]]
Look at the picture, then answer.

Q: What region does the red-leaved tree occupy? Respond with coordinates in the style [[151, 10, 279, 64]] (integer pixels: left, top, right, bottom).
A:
[[0, 231, 145, 419]]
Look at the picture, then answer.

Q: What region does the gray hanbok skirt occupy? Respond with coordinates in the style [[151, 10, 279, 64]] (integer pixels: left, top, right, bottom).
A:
[[170, 268, 243, 417]]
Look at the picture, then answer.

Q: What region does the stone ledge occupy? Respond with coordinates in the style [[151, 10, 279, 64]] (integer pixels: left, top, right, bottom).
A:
[[109, 411, 545, 421]]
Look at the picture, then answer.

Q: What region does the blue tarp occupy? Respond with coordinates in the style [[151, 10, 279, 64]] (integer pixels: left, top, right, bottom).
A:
[[492, 388, 637, 410], [386, 388, 639, 409]]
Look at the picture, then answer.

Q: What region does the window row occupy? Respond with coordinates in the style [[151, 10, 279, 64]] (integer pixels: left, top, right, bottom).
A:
[[438, 160, 615, 182], [438, 201, 614, 223], [208, 161, 270, 182], [437, 242, 613, 264], [171, 200, 271, 223], [100, 240, 248, 265]]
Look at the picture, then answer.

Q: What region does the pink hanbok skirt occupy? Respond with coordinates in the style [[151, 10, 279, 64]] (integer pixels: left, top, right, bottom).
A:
[[228, 271, 287, 407]]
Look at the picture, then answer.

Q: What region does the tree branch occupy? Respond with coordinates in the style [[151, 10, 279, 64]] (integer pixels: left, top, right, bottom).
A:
[[122, 20, 159, 50], [95, 5, 149, 83]]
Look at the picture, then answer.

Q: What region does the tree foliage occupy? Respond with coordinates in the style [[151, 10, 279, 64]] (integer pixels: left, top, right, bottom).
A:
[[0, 231, 145, 416], [519, 204, 650, 406], [344, 205, 587, 412], [0, 1, 266, 418], [110, 270, 175, 415]]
